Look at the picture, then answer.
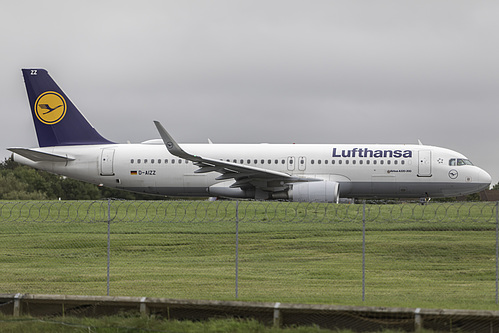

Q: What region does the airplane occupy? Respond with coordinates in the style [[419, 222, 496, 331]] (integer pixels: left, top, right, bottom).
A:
[[7, 69, 491, 203]]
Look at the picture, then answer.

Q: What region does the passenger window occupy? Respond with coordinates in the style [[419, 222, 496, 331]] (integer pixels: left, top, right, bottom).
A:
[[394, 160, 397, 165], [318, 160, 321, 164], [373, 160, 377, 165], [352, 160, 356, 165], [137, 159, 141, 164], [281, 159, 285, 164], [345, 160, 349, 165], [268, 159, 271, 164], [179, 159, 182, 164], [387, 160, 390, 165], [380, 160, 384, 165], [275, 159, 278, 164], [366, 160, 370, 165], [254, 159, 258, 164], [339, 160, 342, 165], [401, 160, 405, 165], [359, 160, 363, 165], [332, 160, 335, 164], [311, 160, 315, 164], [240, 159, 244, 164], [172, 159, 175, 164], [247, 159, 251, 164], [325, 160, 328, 165], [261, 159, 265, 164], [151, 159, 154, 164], [158, 159, 161, 164], [165, 159, 168, 164], [131, 159, 134, 164], [144, 159, 148, 164]]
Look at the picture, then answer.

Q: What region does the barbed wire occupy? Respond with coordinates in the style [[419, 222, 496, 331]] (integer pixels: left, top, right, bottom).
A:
[[0, 200, 495, 224]]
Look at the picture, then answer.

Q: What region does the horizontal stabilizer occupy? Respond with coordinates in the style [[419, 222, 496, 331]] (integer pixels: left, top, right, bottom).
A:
[[8, 148, 75, 162]]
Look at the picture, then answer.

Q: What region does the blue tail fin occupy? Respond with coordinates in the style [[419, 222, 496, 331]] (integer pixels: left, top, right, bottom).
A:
[[22, 69, 114, 147]]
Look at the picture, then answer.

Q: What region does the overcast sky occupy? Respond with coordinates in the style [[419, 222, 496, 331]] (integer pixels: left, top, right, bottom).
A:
[[1, 1, 498, 185]]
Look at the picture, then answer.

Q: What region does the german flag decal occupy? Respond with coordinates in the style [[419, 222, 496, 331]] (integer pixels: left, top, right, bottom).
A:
[[130, 171, 137, 175]]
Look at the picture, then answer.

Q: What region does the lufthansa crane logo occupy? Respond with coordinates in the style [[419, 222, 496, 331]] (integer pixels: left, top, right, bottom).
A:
[[34, 91, 67, 125]]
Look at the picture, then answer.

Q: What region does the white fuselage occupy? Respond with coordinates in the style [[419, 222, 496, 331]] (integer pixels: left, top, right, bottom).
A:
[[13, 142, 491, 199]]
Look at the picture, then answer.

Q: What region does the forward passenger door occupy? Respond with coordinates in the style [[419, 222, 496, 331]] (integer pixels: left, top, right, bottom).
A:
[[417, 150, 432, 177]]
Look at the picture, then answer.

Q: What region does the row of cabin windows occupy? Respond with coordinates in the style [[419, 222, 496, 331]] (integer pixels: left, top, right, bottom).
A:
[[311, 159, 406, 165], [130, 158, 407, 166], [131, 159, 190, 165]]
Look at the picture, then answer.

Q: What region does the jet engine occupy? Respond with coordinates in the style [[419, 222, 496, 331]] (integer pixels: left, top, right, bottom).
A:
[[288, 181, 339, 203]]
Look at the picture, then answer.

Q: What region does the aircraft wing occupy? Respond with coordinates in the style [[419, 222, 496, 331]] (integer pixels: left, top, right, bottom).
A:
[[7, 148, 75, 162], [154, 121, 309, 191]]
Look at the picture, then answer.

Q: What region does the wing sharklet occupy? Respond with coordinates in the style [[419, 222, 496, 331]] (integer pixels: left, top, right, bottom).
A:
[[153, 121, 202, 162]]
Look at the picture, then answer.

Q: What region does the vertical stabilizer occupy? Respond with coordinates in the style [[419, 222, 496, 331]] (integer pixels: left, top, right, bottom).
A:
[[22, 69, 113, 147]]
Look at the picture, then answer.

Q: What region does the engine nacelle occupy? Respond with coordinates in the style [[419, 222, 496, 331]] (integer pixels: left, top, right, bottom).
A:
[[208, 182, 255, 199], [289, 181, 339, 203]]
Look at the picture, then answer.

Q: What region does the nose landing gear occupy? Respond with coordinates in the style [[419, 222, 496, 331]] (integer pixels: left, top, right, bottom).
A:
[[419, 192, 431, 205]]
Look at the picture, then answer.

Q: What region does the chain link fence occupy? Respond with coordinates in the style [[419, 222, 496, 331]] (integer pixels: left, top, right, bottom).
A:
[[0, 200, 497, 311]]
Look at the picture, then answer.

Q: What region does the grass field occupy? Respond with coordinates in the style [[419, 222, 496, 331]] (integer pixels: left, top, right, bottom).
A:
[[0, 200, 497, 311]]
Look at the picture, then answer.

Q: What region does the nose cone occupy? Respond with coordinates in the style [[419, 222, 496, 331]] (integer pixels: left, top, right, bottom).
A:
[[477, 167, 492, 191]]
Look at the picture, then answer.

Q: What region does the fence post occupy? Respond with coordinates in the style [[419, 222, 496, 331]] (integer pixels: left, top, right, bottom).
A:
[[140, 297, 149, 316], [235, 200, 239, 299], [414, 308, 422, 332], [362, 200, 366, 302], [13, 293, 22, 316], [107, 198, 111, 296], [273, 302, 282, 327]]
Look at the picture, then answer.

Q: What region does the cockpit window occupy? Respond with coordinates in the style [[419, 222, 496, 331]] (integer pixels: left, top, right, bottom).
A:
[[449, 158, 473, 166]]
